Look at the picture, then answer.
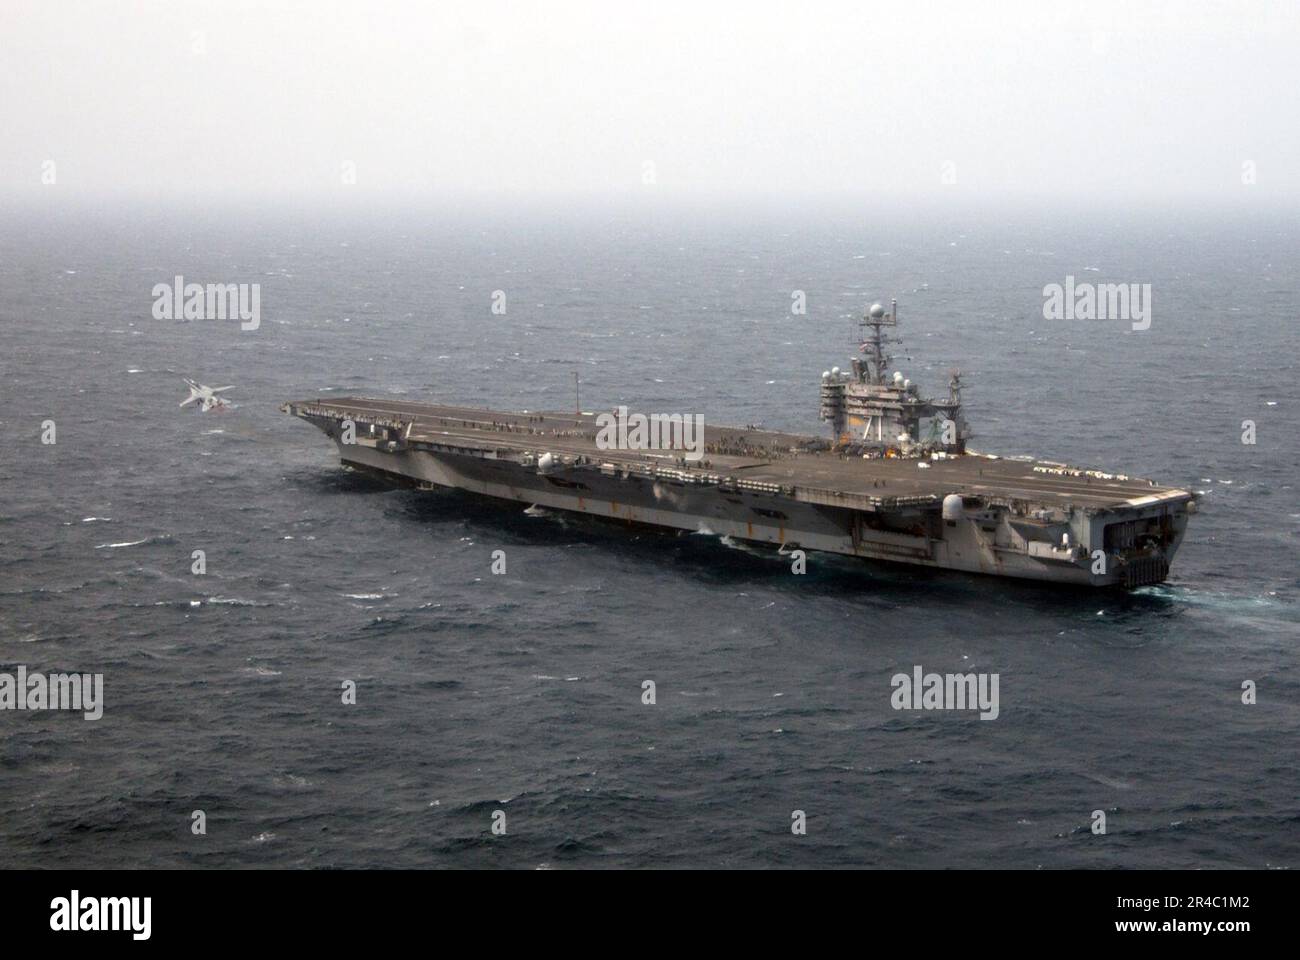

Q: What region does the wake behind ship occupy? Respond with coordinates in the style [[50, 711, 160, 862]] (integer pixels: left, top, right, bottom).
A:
[[283, 301, 1194, 588]]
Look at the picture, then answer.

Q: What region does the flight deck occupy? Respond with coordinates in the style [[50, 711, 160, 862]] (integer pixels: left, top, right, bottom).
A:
[[285, 395, 1188, 515]]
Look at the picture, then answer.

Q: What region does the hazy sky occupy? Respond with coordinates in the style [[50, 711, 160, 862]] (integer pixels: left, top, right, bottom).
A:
[[3, 0, 1298, 202]]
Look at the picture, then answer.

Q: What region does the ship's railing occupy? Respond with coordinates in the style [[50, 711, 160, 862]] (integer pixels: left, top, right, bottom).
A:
[[293, 403, 409, 433]]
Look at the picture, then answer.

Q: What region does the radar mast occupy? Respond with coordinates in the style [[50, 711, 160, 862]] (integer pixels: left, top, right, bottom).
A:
[[858, 299, 898, 385]]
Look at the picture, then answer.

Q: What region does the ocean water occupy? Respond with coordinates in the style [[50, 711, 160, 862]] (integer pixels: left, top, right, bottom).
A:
[[1, 197, 1296, 868]]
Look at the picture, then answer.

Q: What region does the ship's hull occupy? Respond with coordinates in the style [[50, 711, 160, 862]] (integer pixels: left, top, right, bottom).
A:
[[326, 436, 1189, 588]]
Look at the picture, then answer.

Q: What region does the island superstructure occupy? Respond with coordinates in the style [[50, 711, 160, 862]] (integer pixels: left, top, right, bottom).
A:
[[283, 300, 1194, 588]]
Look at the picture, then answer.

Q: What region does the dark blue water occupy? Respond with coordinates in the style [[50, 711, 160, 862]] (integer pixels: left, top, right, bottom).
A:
[[1, 196, 1296, 868]]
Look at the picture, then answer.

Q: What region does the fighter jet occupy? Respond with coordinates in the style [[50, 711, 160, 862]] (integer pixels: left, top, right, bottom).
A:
[[179, 378, 234, 412]]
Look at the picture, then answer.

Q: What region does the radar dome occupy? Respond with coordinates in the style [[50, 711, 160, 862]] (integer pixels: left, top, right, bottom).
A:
[[831, 366, 840, 377], [869, 303, 886, 318], [942, 494, 964, 521], [821, 370, 830, 380]]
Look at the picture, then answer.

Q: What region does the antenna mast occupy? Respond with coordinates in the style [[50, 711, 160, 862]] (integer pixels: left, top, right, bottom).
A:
[[859, 298, 898, 384]]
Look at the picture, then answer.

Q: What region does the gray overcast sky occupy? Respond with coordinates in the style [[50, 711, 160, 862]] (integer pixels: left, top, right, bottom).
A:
[[2, 0, 1298, 202]]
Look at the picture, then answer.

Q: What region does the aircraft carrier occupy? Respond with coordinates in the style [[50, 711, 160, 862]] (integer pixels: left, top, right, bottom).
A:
[[283, 300, 1195, 588]]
